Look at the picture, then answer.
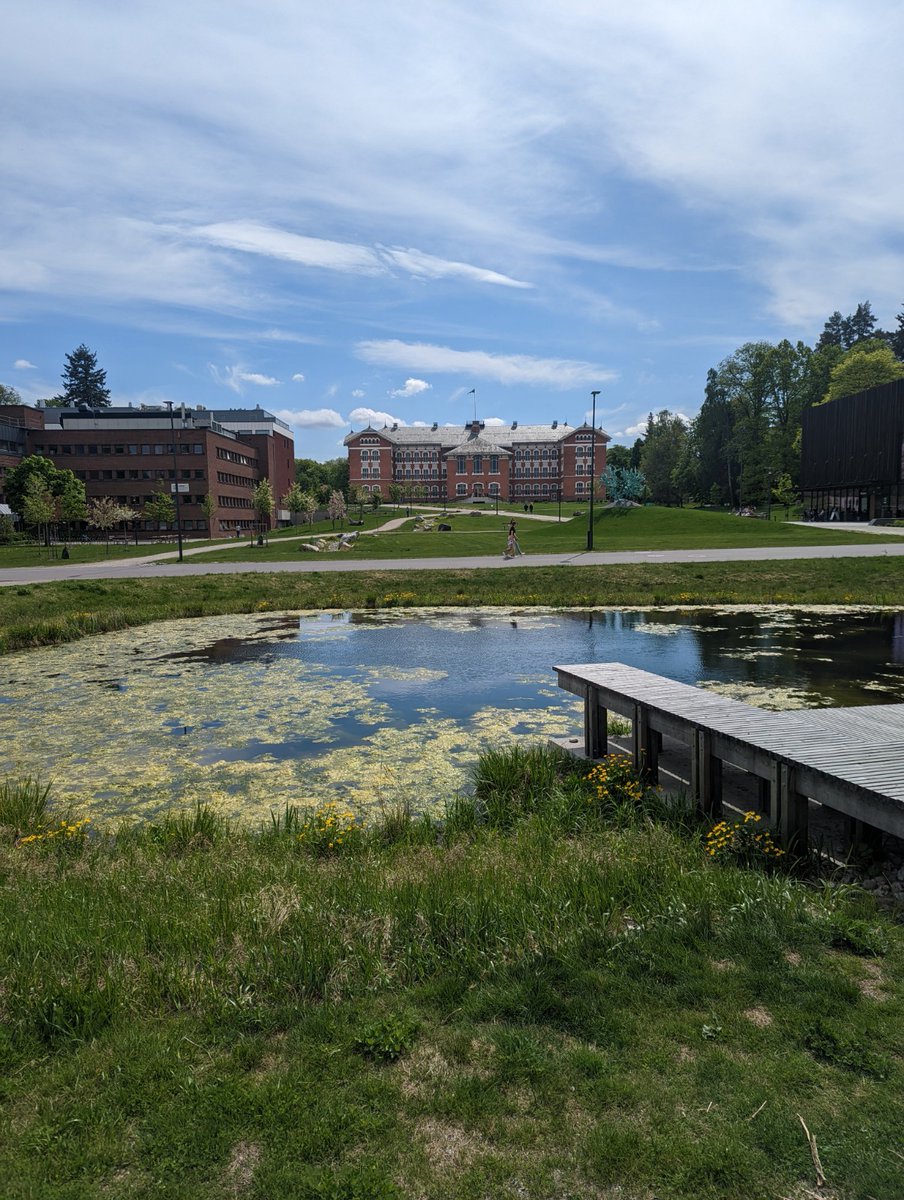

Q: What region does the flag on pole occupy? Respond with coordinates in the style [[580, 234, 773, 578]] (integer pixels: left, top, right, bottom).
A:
[[467, 389, 475, 395]]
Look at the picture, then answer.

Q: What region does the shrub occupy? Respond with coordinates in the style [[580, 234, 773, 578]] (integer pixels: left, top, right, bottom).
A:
[[705, 811, 784, 866], [296, 801, 362, 855]]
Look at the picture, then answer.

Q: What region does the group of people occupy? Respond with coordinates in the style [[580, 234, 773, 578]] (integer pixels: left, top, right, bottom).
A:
[[503, 518, 523, 559]]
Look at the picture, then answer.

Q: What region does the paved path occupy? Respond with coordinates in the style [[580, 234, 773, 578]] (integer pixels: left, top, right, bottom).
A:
[[4, 539, 904, 585]]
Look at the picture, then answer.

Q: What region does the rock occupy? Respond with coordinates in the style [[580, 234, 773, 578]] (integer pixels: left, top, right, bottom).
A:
[[438, 523, 452, 531]]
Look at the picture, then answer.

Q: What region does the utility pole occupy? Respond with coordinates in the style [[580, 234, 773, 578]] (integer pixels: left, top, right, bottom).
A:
[[166, 401, 184, 562], [586, 390, 600, 551]]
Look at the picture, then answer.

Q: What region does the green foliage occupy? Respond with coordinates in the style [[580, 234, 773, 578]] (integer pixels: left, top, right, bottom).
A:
[[705, 811, 785, 867], [143, 487, 176, 526], [296, 800, 362, 855], [802, 1018, 890, 1078], [640, 410, 688, 504], [353, 1014, 418, 1061], [56, 343, 110, 408], [828, 916, 890, 958], [0, 776, 52, 839], [0, 382, 22, 405], [146, 802, 229, 854], [4, 454, 82, 518], [295, 456, 349, 496], [820, 340, 904, 404]]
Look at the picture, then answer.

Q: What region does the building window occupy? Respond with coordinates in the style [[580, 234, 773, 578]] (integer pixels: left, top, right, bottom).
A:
[[490, 455, 499, 473], [456, 483, 467, 495], [457, 455, 466, 474], [472, 454, 482, 472]]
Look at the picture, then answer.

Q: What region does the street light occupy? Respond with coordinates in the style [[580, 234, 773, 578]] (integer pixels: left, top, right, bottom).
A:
[[165, 401, 184, 563], [586, 390, 600, 551]]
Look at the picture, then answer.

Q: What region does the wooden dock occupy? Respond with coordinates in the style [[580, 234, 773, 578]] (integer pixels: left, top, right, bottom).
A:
[[555, 661, 904, 849]]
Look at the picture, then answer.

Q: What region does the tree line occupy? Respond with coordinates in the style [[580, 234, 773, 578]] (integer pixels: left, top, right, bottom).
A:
[[609, 301, 904, 507]]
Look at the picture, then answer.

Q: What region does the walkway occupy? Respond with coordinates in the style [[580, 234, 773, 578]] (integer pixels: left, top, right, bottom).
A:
[[4, 538, 904, 585]]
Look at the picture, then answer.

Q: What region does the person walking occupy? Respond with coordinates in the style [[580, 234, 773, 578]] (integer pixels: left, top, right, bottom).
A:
[[504, 518, 523, 558]]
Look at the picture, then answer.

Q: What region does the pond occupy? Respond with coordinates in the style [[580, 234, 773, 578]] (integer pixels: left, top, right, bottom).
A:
[[5, 606, 904, 825]]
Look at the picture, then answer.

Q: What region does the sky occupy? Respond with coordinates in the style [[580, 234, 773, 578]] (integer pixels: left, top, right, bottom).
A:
[[3, 1, 904, 460]]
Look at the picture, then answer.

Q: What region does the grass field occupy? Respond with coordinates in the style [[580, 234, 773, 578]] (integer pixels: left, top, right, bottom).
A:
[[192, 506, 901, 561], [0, 756, 900, 1199], [2, 557, 904, 656]]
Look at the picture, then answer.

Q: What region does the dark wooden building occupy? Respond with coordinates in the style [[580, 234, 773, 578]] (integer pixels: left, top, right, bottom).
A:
[[800, 379, 904, 520]]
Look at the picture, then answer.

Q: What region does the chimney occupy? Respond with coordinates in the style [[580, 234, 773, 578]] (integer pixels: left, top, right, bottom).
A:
[[431, 421, 438, 430], [511, 420, 518, 430], [552, 420, 558, 429], [392, 423, 398, 430]]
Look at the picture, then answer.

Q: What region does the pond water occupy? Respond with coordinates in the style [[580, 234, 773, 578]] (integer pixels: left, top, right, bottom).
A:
[[5, 606, 904, 825]]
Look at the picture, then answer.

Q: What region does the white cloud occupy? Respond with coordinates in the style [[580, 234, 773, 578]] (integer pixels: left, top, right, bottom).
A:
[[379, 246, 531, 289], [189, 222, 531, 290], [273, 408, 345, 428], [291, 372, 305, 382], [194, 221, 383, 276], [349, 406, 404, 427], [13, 359, 36, 369], [351, 389, 365, 398], [483, 417, 506, 425], [209, 364, 280, 393], [390, 377, 431, 398], [357, 340, 612, 389]]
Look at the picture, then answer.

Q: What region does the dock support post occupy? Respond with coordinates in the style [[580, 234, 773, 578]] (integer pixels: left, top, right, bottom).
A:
[[583, 686, 608, 760], [777, 764, 808, 853], [844, 817, 883, 854], [633, 703, 658, 783], [691, 729, 722, 817]]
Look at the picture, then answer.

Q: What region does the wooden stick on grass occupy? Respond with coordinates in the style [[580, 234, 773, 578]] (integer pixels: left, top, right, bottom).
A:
[[797, 1113, 827, 1189]]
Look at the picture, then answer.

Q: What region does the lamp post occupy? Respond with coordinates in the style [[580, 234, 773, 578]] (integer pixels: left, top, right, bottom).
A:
[[165, 401, 184, 563], [586, 390, 600, 551]]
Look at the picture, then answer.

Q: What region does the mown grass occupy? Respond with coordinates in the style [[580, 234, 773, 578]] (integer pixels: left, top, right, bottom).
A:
[[2, 556, 904, 657], [194, 505, 902, 561], [0, 753, 900, 1199]]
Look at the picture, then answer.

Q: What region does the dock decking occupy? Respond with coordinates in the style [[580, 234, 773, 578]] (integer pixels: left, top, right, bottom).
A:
[[555, 661, 904, 848]]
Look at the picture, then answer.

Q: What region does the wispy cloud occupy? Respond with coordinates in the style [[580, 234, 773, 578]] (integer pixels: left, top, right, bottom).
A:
[[190, 221, 530, 290], [13, 359, 36, 369], [357, 340, 612, 388], [209, 364, 280, 393], [390, 377, 431, 398], [273, 408, 345, 428], [379, 246, 531, 289], [291, 372, 305, 382]]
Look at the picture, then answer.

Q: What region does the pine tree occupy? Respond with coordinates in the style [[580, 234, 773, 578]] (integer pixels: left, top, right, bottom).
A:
[[57, 344, 111, 408]]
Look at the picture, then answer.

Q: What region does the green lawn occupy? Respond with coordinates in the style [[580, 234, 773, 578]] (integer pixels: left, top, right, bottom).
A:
[[0, 756, 900, 1199], [191, 506, 902, 562], [0, 537, 219, 567], [2, 557, 904, 656]]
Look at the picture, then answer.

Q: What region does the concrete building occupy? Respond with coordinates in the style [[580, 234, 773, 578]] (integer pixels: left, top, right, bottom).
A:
[[0, 403, 295, 537], [344, 419, 609, 503]]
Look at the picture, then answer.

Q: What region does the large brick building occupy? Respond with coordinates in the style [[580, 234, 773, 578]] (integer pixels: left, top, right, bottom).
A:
[[0, 403, 295, 537], [344, 419, 609, 503]]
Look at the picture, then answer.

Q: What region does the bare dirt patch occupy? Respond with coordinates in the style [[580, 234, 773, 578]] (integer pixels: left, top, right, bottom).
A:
[[224, 1141, 261, 1195], [743, 1006, 773, 1028], [416, 1118, 489, 1172], [857, 959, 887, 1001]]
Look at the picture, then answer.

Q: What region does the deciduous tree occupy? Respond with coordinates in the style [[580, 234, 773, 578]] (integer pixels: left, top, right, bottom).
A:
[[252, 479, 275, 542], [820, 342, 904, 405]]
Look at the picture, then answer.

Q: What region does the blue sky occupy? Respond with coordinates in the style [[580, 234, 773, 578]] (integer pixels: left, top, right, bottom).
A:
[[3, 1, 904, 460]]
